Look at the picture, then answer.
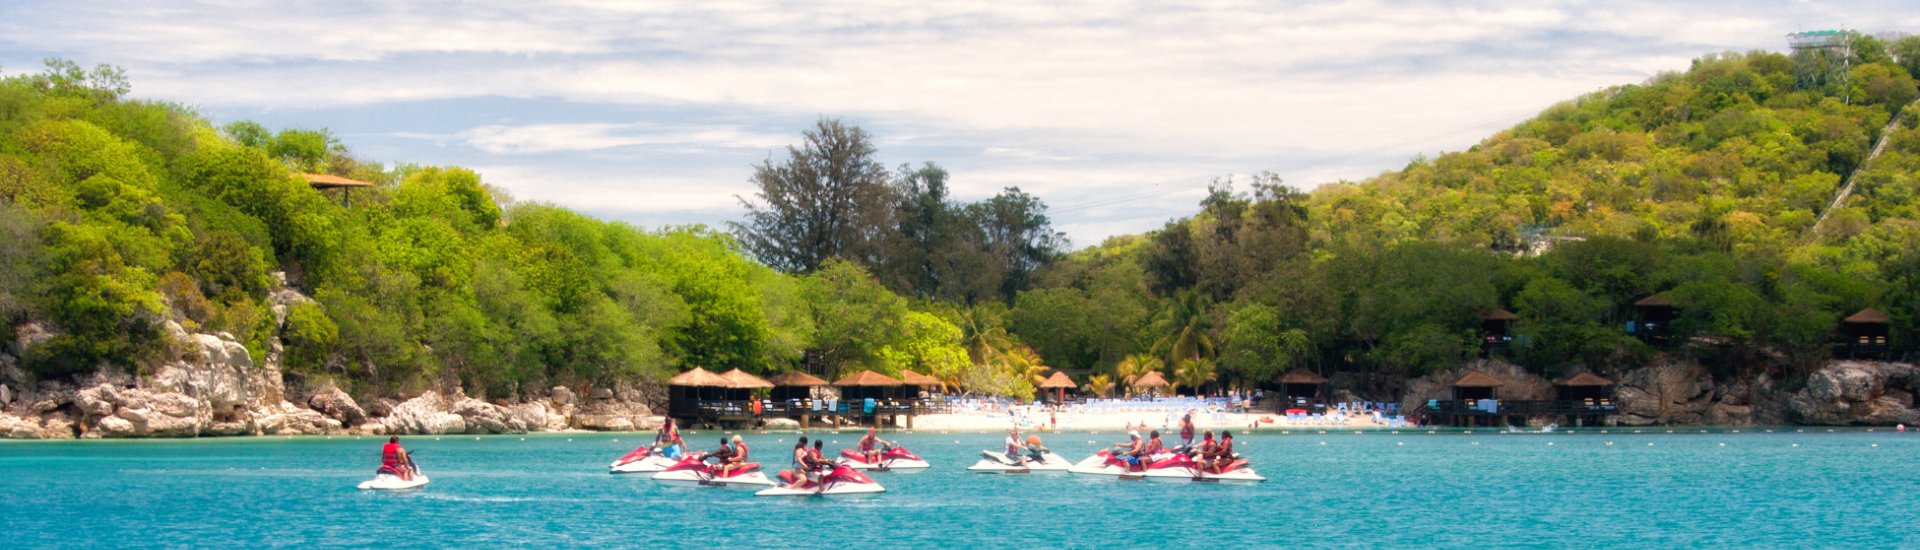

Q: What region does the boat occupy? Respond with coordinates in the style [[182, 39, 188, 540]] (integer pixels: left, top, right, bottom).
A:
[[836, 446, 931, 471], [966, 449, 1073, 473], [609, 446, 679, 474], [1068, 450, 1264, 483], [358, 464, 430, 490], [755, 464, 885, 496], [650, 453, 773, 489]]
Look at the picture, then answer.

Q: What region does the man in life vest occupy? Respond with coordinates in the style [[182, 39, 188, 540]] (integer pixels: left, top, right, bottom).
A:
[[381, 436, 415, 480], [718, 435, 750, 477]]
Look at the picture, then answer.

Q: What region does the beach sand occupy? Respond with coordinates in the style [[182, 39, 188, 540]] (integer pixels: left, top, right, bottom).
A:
[[906, 409, 1396, 433]]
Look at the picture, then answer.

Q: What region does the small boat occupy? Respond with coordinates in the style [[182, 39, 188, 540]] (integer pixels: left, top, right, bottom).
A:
[[837, 446, 931, 471], [756, 465, 885, 496]]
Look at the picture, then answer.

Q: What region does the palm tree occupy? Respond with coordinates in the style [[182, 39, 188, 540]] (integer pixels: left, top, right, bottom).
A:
[[1003, 346, 1050, 388], [1151, 289, 1215, 366], [1173, 357, 1218, 395], [1114, 354, 1162, 397], [1082, 374, 1116, 398]]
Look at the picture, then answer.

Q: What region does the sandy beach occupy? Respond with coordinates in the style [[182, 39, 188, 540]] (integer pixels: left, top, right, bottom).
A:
[[905, 408, 1403, 433]]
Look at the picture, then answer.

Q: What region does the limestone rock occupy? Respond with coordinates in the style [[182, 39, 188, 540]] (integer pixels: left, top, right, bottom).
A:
[[1614, 360, 1713, 425], [381, 392, 467, 435], [1789, 361, 1920, 425], [306, 386, 367, 427], [764, 417, 800, 429], [549, 386, 575, 406], [256, 401, 342, 435]]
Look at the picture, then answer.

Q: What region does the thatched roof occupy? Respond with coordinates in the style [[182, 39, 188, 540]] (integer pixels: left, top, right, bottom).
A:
[[765, 371, 829, 387], [1277, 368, 1329, 385], [719, 368, 774, 389], [1038, 371, 1076, 389], [1845, 308, 1890, 324], [300, 173, 374, 189], [1480, 309, 1519, 321], [1555, 372, 1615, 387], [1133, 371, 1170, 388], [833, 370, 903, 387], [898, 370, 942, 386], [1634, 294, 1673, 307], [1451, 371, 1504, 388], [667, 367, 729, 387]]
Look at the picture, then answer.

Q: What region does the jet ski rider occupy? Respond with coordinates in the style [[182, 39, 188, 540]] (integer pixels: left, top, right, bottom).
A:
[[858, 428, 892, 464], [380, 436, 415, 480], [717, 435, 750, 477], [1110, 431, 1145, 471], [655, 417, 684, 459]]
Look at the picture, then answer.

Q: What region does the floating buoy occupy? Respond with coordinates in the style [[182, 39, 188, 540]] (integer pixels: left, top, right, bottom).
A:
[[1606, 441, 1614, 446], [1647, 443, 1654, 447], [1318, 441, 1326, 445], [1391, 431, 1399, 435], [1718, 443, 1725, 447], [1665, 430, 1673, 434], [520, 438, 525, 441], [567, 438, 573, 442], [474, 436, 480, 441], [1600, 430, 1608, 434], [1792, 443, 1799, 447], [1546, 442, 1554, 446], [1471, 441, 1479, 446], [612, 439, 618, 442], [1397, 442, 1404, 446], [1871, 443, 1878, 448]]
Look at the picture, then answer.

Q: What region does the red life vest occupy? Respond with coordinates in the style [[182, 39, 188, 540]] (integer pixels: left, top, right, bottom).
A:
[[381, 443, 402, 467]]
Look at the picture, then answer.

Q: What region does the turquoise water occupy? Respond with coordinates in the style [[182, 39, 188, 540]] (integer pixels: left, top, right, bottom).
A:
[[3, 428, 1918, 548]]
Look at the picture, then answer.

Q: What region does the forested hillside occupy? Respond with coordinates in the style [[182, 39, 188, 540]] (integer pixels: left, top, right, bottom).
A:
[[5, 33, 1920, 404]]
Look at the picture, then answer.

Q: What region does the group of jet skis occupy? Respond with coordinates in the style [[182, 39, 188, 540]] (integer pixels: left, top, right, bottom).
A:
[[604, 413, 1263, 496]]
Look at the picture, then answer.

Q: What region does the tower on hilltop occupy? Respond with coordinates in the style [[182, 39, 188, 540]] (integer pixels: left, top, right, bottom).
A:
[[1787, 29, 1854, 93]]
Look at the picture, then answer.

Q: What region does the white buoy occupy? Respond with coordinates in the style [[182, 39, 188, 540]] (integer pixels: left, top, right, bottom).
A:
[[567, 438, 573, 442], [1718, 443, 1725, 447], [1606, 441, 1614, 446], [1792, 443, 1799, 447], [1871, 443, 1878, 448], [612, 439, 618, 442], [1647, 442, 1654, 447], [1547, 442, 1554, 446], [1397, 442, 1404, 446]]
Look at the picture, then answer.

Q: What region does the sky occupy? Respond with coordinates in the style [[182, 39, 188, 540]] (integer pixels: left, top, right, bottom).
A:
[[3, 1, 1917, 248]]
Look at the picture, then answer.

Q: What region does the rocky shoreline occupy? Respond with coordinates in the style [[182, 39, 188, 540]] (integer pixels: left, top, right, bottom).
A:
[[1400, 358, 1920, 427]]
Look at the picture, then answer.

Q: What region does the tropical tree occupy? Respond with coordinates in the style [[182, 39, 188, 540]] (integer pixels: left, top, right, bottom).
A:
[[1082, 373, 1116, 398], [1114, 353, 1161, 397], [1150, 289, 1215, 365], [732, 118, 896, 274], [1173, 357, 1218, 395]]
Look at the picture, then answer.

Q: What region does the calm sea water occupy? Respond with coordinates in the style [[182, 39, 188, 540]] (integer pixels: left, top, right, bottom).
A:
[[2, 428, 1916, 548]]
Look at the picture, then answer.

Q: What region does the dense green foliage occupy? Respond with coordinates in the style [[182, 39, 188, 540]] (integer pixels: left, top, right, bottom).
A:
[[7, 34, 1920, 402]]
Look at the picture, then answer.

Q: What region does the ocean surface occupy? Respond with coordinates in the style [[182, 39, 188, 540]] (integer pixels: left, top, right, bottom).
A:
[[2, 427, 1917, 548]]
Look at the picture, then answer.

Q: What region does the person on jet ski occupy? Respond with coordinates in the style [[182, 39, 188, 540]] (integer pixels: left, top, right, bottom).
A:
[[1179, 412, 1196, 449], [718, 435, 750, 477], [380, 436, 415, 480], [1190, 430, 1217, 459], [786, 437, 815, 490], [655, 417, 684, 459], [858, 428, 893, 464], [1143, 430, 1165, 457], [705, 437, 734, 465], [1023, 434, 1051, 462], [1110, 431, 1145, 471], [1202, 431, 1236, 473], [1004, 428, 1028, 464]]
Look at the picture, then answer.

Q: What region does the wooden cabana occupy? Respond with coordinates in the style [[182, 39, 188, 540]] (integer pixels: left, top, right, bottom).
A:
[[1133, 371, 1170, 396], [1632, 294, 1676, 346], [719, 368, 774, 400], [1450, 371, 1503, 401], [1480, 309, 1518, 355], [766, 370, 828, 402], [300, 173, 374, 206], [666, 367, 731, 421], [1038, 371, 1077, 403], [833, 370, 904, 403], [1842, 308, 1890, 359], [1554, 372, 1614, 401], [1276, 368, 1329, 406], [898, 370, 944, 397]]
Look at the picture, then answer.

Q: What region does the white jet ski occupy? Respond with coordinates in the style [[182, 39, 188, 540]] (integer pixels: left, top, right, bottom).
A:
[[967, 449, 1073, 473], [836, 447, 931, 471], [358, 464, 430, 490], [756, 465, 885, 497]]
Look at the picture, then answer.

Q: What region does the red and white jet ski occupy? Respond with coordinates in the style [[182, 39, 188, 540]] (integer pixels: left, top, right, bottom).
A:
[[650, 453, 773, 488], [756, 464, 886, 496], [837, 446, 931, 471], [609, 446, 679, 474], [1068, 450, 1264, 483]]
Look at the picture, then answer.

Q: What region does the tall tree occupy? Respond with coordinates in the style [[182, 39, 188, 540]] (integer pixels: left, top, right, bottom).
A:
[[733, 118, 896, 274], [968, 187, 1067, 302]]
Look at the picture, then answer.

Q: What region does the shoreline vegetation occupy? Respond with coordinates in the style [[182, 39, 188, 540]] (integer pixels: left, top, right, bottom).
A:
[[7, 34, 1920, 439]]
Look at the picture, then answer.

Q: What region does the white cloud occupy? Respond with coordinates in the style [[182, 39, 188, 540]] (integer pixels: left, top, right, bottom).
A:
[[456, 123, 791, 154]]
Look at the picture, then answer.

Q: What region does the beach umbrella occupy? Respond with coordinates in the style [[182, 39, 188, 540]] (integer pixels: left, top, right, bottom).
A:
[[1039, 371, 1076, 403], [1133, 371, 1170, 396]]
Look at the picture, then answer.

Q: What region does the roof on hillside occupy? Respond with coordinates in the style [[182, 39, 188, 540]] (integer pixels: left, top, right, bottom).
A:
[[667, 367, 729, 387], [766, 371, 829, 387], [898, 370, 942, 386], [1555, 372, 1615, 387], [300, 173, 374, 189], [1845, 308, 1890, 324], [1451, 371, 1504, 387], [834, 370, 903, 387], [1480, 309, 1519, 321], [719, 368, 774, 389], [1277, 368, 1329, 385], [1634, 294, 1673, 307]]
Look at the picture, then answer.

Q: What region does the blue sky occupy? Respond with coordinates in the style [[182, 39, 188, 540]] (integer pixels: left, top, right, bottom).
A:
[[3, 1, 1916, 247]]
